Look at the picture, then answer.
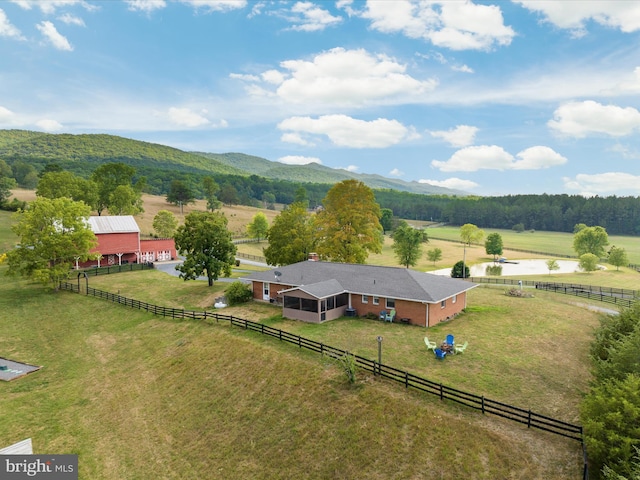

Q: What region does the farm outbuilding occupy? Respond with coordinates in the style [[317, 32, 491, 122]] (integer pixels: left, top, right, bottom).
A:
[[77, 216, 176, 268], [243, 261, 477, 327]]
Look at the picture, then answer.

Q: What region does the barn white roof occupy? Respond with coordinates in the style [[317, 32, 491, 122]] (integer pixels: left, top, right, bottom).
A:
[[88, 216, 140, 234]]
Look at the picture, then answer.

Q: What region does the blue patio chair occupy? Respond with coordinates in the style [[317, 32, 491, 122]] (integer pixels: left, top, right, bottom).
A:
[[434, 348, 446, 360], [446, 334, 454, 346], [379, 310, 387, 320]]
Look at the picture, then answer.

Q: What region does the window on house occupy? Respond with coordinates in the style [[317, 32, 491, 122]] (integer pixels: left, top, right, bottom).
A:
[[386, 298, 395, 309], [441, 300, 446, 308], [373, 296, 379, 305], [362, 295, 369, 304], [452, 295, 457, 304]]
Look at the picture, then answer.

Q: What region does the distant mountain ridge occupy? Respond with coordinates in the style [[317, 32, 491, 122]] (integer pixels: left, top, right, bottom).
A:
[[0, 129, 465, 195]]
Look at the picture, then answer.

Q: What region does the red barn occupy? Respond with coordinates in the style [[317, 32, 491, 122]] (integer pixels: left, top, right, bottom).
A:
[[77, 216, 176, 268]]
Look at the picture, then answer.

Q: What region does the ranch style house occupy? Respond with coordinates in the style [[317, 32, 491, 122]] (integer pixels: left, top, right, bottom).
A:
[[243, 261, 477, 327], [77, 215, 176, 268]]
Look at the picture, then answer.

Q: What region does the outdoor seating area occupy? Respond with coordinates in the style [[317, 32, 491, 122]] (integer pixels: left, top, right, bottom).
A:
[[379, 309, 396, 323], [429, 335, 469, 359]]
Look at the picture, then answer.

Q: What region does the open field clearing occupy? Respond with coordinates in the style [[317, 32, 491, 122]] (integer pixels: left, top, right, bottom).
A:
[[426, 225, 640, 264], [86, 268, 601, 423], [0, 268, 585, 479]]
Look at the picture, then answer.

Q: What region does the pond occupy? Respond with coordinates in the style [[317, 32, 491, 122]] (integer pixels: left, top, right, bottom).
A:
[[430, 259, 603, 277]]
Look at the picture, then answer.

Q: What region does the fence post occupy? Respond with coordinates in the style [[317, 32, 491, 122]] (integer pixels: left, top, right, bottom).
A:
[[527, 409, 532, 428], [481, 396, 485, 414], [439, 383, 443, 400]]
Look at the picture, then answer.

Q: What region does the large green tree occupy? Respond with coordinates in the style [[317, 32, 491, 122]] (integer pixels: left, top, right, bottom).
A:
[[153, 210, 178, 238], [246, 212, 269, 242], [314, 180, 383, 264], [166, 180, 195, 212], [608, 246, 628, 271], [573, 224, 609, 258], [484, 232, 503, 260], [36, 171, 98, 208], [174, 211, 236, 287], [392, 221, 427, 268], [5, 197, 97, 289], [460, 223, 484, 246], [91, 162, 142, 216], [426, 247, 443, 266], [202, 176, 221, 211], [263, 202, 314, 266], [0, 176, 16, 205], [108, 184, 144, 216]]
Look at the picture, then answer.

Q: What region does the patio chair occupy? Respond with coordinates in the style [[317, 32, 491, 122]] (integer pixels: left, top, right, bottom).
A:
[[446, 334, 455, 346], [384, 309, 396, 323], [434, 348, 446, 360], [454, 341, 469, 354], [424, 337, 437, 352], [379, 310, 387, 320]]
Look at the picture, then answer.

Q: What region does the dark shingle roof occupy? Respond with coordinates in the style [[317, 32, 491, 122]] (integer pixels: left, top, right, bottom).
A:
[[243, 261, 476, 303]]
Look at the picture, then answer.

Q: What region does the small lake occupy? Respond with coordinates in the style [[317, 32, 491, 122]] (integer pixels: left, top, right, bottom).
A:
[[430, 259, 602, 277]]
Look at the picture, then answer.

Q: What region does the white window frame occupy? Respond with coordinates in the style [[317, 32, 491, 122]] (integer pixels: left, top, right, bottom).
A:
[[386, 298, 395, 309], [362, 295, 369, 304], [372, 296, 379, 306], [441, 299, 446, 309]]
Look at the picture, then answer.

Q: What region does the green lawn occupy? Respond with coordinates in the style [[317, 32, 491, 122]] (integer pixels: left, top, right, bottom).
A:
[[0, 267, 586, 479], [426, 225, 640, 264]]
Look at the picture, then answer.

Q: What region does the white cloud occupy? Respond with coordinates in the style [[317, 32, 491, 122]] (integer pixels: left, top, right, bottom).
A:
[[16, 1, 95, 15], [419, 177, 479, 190], [452, 64, 474, 74], [125, 0, 167, 13], [0, 8, 25, 39], [548, 100, 640, 138], [167, 107, 210, 127], [430, 125, 478, 147], [277, 155, 322, 165], [0, 106, 16, 123], [35, 119, 63, 131], [337, 165, 358, 172], [563, 172, 640, 195], [280, 132, 314, 146], [608, 67, 640, 95], [389, 168, 404, 177], [431, 145, 566, 172], [278, 114, 416, 148], [514, 1, 640, 34], [238, 47, 437, 108], [288, 1, 342, 32], [511, 146, 567, 170], [58, 13, 85, 26], [36, 21, 73, 51], [261, 69, 285, 85], [178, 0, 247, 12], [362, 0, 515, 51], [229, 73, 260, 82]]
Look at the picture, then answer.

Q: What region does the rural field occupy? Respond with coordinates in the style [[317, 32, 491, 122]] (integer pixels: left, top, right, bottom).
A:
[[2, 189, 639, 478], [1, 266, 589, 479]]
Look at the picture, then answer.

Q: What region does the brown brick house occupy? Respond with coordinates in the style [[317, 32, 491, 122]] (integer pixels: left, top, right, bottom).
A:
[[243, 261, 477, 327]]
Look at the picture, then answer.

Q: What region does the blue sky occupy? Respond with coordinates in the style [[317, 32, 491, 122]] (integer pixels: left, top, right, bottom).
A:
[[1, 0, 640, 197]]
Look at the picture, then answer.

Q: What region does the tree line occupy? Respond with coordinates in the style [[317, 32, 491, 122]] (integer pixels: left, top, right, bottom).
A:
[[2, 156, 640, 236]]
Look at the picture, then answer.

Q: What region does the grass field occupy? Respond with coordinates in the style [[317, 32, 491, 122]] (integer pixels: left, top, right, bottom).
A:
[[1, 266, 588, 479]]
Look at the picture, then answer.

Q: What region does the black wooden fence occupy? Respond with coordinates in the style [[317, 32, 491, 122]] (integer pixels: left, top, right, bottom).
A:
[[76, 262, 154, 277], [59, 280, 584, 442], [468, 277, 638, 308]]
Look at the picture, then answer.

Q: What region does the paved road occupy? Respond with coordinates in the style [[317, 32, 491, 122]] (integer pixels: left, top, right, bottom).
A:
[[153, 258, 264, 282]]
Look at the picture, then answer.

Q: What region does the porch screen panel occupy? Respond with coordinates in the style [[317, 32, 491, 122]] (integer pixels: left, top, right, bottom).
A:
[[284, 296, 300, 310]]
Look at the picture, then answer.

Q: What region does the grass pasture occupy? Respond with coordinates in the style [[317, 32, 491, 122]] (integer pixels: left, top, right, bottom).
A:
[[0, 268, 587, 479]]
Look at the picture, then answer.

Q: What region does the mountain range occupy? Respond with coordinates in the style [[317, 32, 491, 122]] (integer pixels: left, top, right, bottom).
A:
[[0, 130, 466, 196]]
